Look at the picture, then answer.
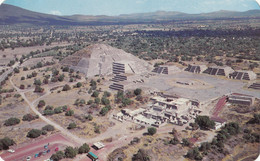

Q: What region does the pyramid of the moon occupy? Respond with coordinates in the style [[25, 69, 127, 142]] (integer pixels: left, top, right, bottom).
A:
[[61, 44, 152, 77]]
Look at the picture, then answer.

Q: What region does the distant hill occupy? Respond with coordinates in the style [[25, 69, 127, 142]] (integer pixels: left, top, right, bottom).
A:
[[0, 4, 260, 25]]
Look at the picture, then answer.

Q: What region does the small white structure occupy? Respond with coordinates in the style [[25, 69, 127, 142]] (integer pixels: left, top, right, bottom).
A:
[[211, 117, 226, 130], [93, 142, 105, 150]]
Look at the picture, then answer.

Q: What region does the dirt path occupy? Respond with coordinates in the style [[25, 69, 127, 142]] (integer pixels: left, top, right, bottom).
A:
[[9, 76, 87, 145]]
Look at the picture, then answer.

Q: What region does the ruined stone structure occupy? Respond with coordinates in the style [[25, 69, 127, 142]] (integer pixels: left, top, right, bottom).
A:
[[229, 70, 257, 81], [203, 66, 234, 76], [152, 65, 181, 75], [185, 64, 207, 74]]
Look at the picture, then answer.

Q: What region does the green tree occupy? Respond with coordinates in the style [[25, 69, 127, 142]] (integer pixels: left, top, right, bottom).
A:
[[134, 88, 142, 96], [4, 117, 20, 126], [100, 107, 109, 116], [42, 125, 55, 131], [38, 100, 46, 108], [64, 146, 78, 158], [0, 137, 15, 150], [92, 91, 99, 97], [51, 151, 65, 161], [67, 123, 77, 129], [27, 129, 42, 138], [132, 149, 150, 161], [195, 115, 215, 130], [78, 143, 90, 154], [62, 84, 71, 91], [147, 127, 157, 135], [182, 138, 190, 146], [65, 110, 74, 116]]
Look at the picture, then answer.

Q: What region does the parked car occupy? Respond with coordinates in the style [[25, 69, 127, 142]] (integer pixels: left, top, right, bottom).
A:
[[7, 149, 15, 153], [26, 156, 31, 161], [47, 149, 51, 153], [55, 147, 59, 151]]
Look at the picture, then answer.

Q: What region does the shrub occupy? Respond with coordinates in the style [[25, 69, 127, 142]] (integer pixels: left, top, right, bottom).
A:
[[182, 138, 191, 146], [100, 107, 109, 116], [51, 151, 65, 161], [76, 82, 82, 88], [65, 110, 74, 116], [42, 125, 55, 131], [22, 114, 37, 122], [134, 88, 142, 96], [85, 114, 93, 121], [169, 137, 179, 145], [0, 137, 15, 150], [20, 84, 25, 89], [92, 91, 99, 97], [38, 100, 46, 108], [78, 143, 90, 154], [4, 117, 20, 126], [64, 146, 77, 158], [43, 110, 54, 115], [132, 149, 150, 161], [67, 123, 77, 129], [54, 107, 63, 114], [34, 85, 44, 93], [101, 97, 110, 105], [27, 129, 42, 138], [147, 127, 157, 135], [62, 84, 71, 91]]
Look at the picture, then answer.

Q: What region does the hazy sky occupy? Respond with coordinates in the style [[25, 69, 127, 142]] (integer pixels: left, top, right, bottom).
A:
[[2, 0, 260, 16]]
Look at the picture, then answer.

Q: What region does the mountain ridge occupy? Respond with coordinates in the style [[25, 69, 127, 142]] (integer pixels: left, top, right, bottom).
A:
[[1, 4, 260, 25]]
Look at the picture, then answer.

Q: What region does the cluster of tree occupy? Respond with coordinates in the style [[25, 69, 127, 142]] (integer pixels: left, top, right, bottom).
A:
[[185, 122, 240, 160], [247, 113, 260, 124], [0, 137, 15, 151], [4, 117, 20, 126], [195, 115, 215, 130], [110, 28, 260, 62], [132, 149, 150, 161], [43, 105, 72, 116], [22, 114, 39, 122], [27, 125, 55, 138], [50, 143, 90, 161], [115, 91, 133, 107]]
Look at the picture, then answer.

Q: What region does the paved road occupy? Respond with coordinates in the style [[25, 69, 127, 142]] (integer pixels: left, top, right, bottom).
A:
[[0, 134, 73, 161]]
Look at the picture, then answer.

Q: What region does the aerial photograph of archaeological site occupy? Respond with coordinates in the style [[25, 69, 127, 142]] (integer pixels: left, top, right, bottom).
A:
[[0, 0, 259, 161]]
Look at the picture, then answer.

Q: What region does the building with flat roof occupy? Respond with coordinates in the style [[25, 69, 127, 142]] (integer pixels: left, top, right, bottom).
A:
[[93, 142, 105, 150], [227, 93, 255, 106]]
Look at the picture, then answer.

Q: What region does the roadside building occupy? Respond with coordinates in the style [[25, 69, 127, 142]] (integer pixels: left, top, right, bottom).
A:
[[93, 142, 105, 150], [211, 117, 226, 130], [227, 93, 255, 106]]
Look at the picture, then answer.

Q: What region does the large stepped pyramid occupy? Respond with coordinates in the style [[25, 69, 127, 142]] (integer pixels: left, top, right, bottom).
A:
[[61, 44, 152, 77]]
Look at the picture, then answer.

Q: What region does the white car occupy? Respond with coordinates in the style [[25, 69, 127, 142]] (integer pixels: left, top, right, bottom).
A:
[[7, 149, 15, 153], [26, 156, 31, 161]]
